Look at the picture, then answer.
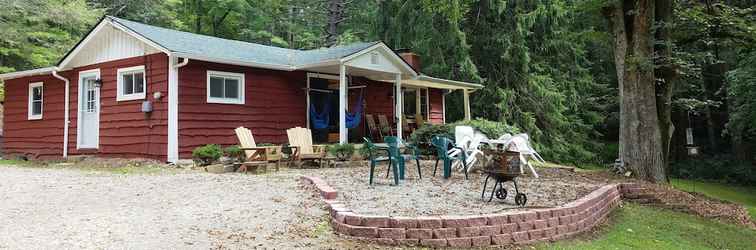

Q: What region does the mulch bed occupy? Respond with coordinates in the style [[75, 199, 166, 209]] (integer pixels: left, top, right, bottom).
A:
[[317, 160, 608, 217], [638, 184, 754, 228]]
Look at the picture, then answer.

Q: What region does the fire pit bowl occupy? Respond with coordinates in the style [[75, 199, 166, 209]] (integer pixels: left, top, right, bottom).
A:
[[481, 149, 527, 205]]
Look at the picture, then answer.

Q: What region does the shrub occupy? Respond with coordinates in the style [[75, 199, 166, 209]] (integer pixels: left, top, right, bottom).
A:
[[670, 155, 756, 185], [224, 145, 245, 162], [452, 118, 520, 139], [408, 118, 519, 154], [192, 144, 222, 166], [328, 143, 355, 161]]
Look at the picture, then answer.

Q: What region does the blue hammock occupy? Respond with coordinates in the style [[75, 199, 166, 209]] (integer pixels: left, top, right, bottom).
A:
[[309, 90, 364, 129], [310, 95, 331, 129], [345, 94, 364, 129]]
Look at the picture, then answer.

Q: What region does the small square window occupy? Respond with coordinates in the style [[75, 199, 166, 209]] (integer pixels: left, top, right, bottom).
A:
[[28, 82, 43, 120], [207, 71, 244, 104], [371, 52, 380, 64], [117, 65, 147, 101]]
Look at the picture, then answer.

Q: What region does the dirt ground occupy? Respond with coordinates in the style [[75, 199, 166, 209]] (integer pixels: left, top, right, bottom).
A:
[[0, 164, 365, 249], [318, 161, 607, 216]]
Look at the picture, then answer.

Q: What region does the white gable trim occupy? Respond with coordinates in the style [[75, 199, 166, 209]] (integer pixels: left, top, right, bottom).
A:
[[58, 18, 170, 70], [340, 43, 418, 77]]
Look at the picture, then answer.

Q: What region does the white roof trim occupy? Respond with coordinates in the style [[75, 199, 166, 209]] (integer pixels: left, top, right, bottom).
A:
[[416, 75, 483, 89], [340, 43, 418, 77], [0, 67, 57, 80], [381, 74, 482, 90], [57, 18, 170, 70]]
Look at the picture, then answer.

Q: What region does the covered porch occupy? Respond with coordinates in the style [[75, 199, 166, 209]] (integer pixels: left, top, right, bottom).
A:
[[299, 44, 482, 144]]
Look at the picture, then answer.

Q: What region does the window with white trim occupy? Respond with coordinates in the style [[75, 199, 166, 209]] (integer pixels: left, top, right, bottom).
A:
[[117, 65, 146, 101], [28, 82, 43, 120], [207, 70, 244, 104], [419, 88, 429, 120], [402, 87, 429, 121]]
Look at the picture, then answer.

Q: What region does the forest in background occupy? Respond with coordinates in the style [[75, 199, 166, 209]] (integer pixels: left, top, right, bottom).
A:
[[0, 0, 754, 184]]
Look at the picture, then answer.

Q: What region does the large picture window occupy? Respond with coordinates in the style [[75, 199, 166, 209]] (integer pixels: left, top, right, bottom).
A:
[[28, 82, 43, 120], [116, 65, 146, 101], [207, 70, 244, 104]]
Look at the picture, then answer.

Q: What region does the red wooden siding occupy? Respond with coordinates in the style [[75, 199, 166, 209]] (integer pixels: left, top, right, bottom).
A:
[[428, 88, 444, 124], [3, 75, 66, 159], [67, 53, 169, 159], [364, 79, 396, 127], [2, 53, 168, 160], [3, 54, 449, 161], [177, 60, 307, 158]]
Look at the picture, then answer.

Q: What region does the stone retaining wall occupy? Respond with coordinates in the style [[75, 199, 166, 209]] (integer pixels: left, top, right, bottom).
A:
[[301, 176, 645, 247]]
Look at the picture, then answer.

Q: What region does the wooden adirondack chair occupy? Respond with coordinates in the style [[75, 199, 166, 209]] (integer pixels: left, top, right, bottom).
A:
[[286, 126, 325, 167], [365, 114, 381, 141], [235, 127, 276, 172], [377, 114, 394, 138]]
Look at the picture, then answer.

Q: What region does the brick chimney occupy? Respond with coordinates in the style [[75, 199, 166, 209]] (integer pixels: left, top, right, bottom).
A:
[[397, 49, 421, 71]]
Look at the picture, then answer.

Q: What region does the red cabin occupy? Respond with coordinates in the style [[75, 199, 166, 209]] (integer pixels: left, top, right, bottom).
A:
[[0, 16, 481, 162]]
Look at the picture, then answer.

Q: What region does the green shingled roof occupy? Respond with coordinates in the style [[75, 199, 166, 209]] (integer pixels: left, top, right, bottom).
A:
[[109, 16, 379, 68]]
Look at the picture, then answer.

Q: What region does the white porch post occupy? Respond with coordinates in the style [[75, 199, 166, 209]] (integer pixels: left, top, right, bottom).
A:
[[463, 89, 471, 121], [395, 73, 402, 139], [442, 91, 446, 124], [339, 64, 348, 144]]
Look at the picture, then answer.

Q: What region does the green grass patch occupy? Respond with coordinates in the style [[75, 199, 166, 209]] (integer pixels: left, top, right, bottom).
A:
[[0, 159, 32, 166], [671, 179, 756, 220], [539, 203, 756, 250]]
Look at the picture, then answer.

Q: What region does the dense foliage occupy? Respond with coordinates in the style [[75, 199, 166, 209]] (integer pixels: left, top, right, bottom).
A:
[[327, 143, 355, 161], [192, 144, 222, 166], [408, 118, 519, 154], [670, 155, 756, 185], [0, 0, 753, 171]]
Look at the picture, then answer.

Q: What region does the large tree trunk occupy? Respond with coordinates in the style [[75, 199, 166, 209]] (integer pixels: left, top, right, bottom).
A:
[[324, 0, 345, 47], [604, 0, 666, 183], [194, 0, 203, 34]]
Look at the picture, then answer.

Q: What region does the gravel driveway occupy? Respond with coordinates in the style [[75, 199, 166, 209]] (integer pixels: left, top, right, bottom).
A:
[[0, 165, 356, 249]]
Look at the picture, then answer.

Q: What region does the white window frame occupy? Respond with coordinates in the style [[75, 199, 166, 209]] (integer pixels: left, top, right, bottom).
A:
[[206, 70, 245, 105], [28, 82, 43, 120], [401, 87, 429, 121], [116, 65, 147, 101]]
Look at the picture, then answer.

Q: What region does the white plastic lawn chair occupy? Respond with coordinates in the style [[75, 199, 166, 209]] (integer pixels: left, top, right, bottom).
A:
[[449, 126, 487, 172], [490, 133, 543, 178]]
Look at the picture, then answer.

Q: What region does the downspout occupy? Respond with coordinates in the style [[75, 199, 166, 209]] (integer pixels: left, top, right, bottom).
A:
[[175, 57, 189, 68], [167, 56, 188, 163], [51, 69, 69, 158]]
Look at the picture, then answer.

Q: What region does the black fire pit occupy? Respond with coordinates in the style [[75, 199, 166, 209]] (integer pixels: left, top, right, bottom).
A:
[[480, 149, 528, 206]]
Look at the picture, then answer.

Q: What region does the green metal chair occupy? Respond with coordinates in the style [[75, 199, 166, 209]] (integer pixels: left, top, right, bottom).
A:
[[363, 137, 397, 185], [432, 136, 469, 179], [383, 136, 422, 181]]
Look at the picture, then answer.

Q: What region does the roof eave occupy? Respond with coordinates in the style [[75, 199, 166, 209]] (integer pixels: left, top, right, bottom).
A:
[[0, 67, 58, 81], [416, 75, 483, 89]]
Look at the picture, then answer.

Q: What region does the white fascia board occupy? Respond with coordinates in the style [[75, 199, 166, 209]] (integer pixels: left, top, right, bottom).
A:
[[416, 75, 483, 90], [107, 18, 171, 54], [0, 67, 57, 80], [57, 20, 110, 69], [58, 18, 171, 70], [172, 52, 295, 71], [339, 43, 418, 77]]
